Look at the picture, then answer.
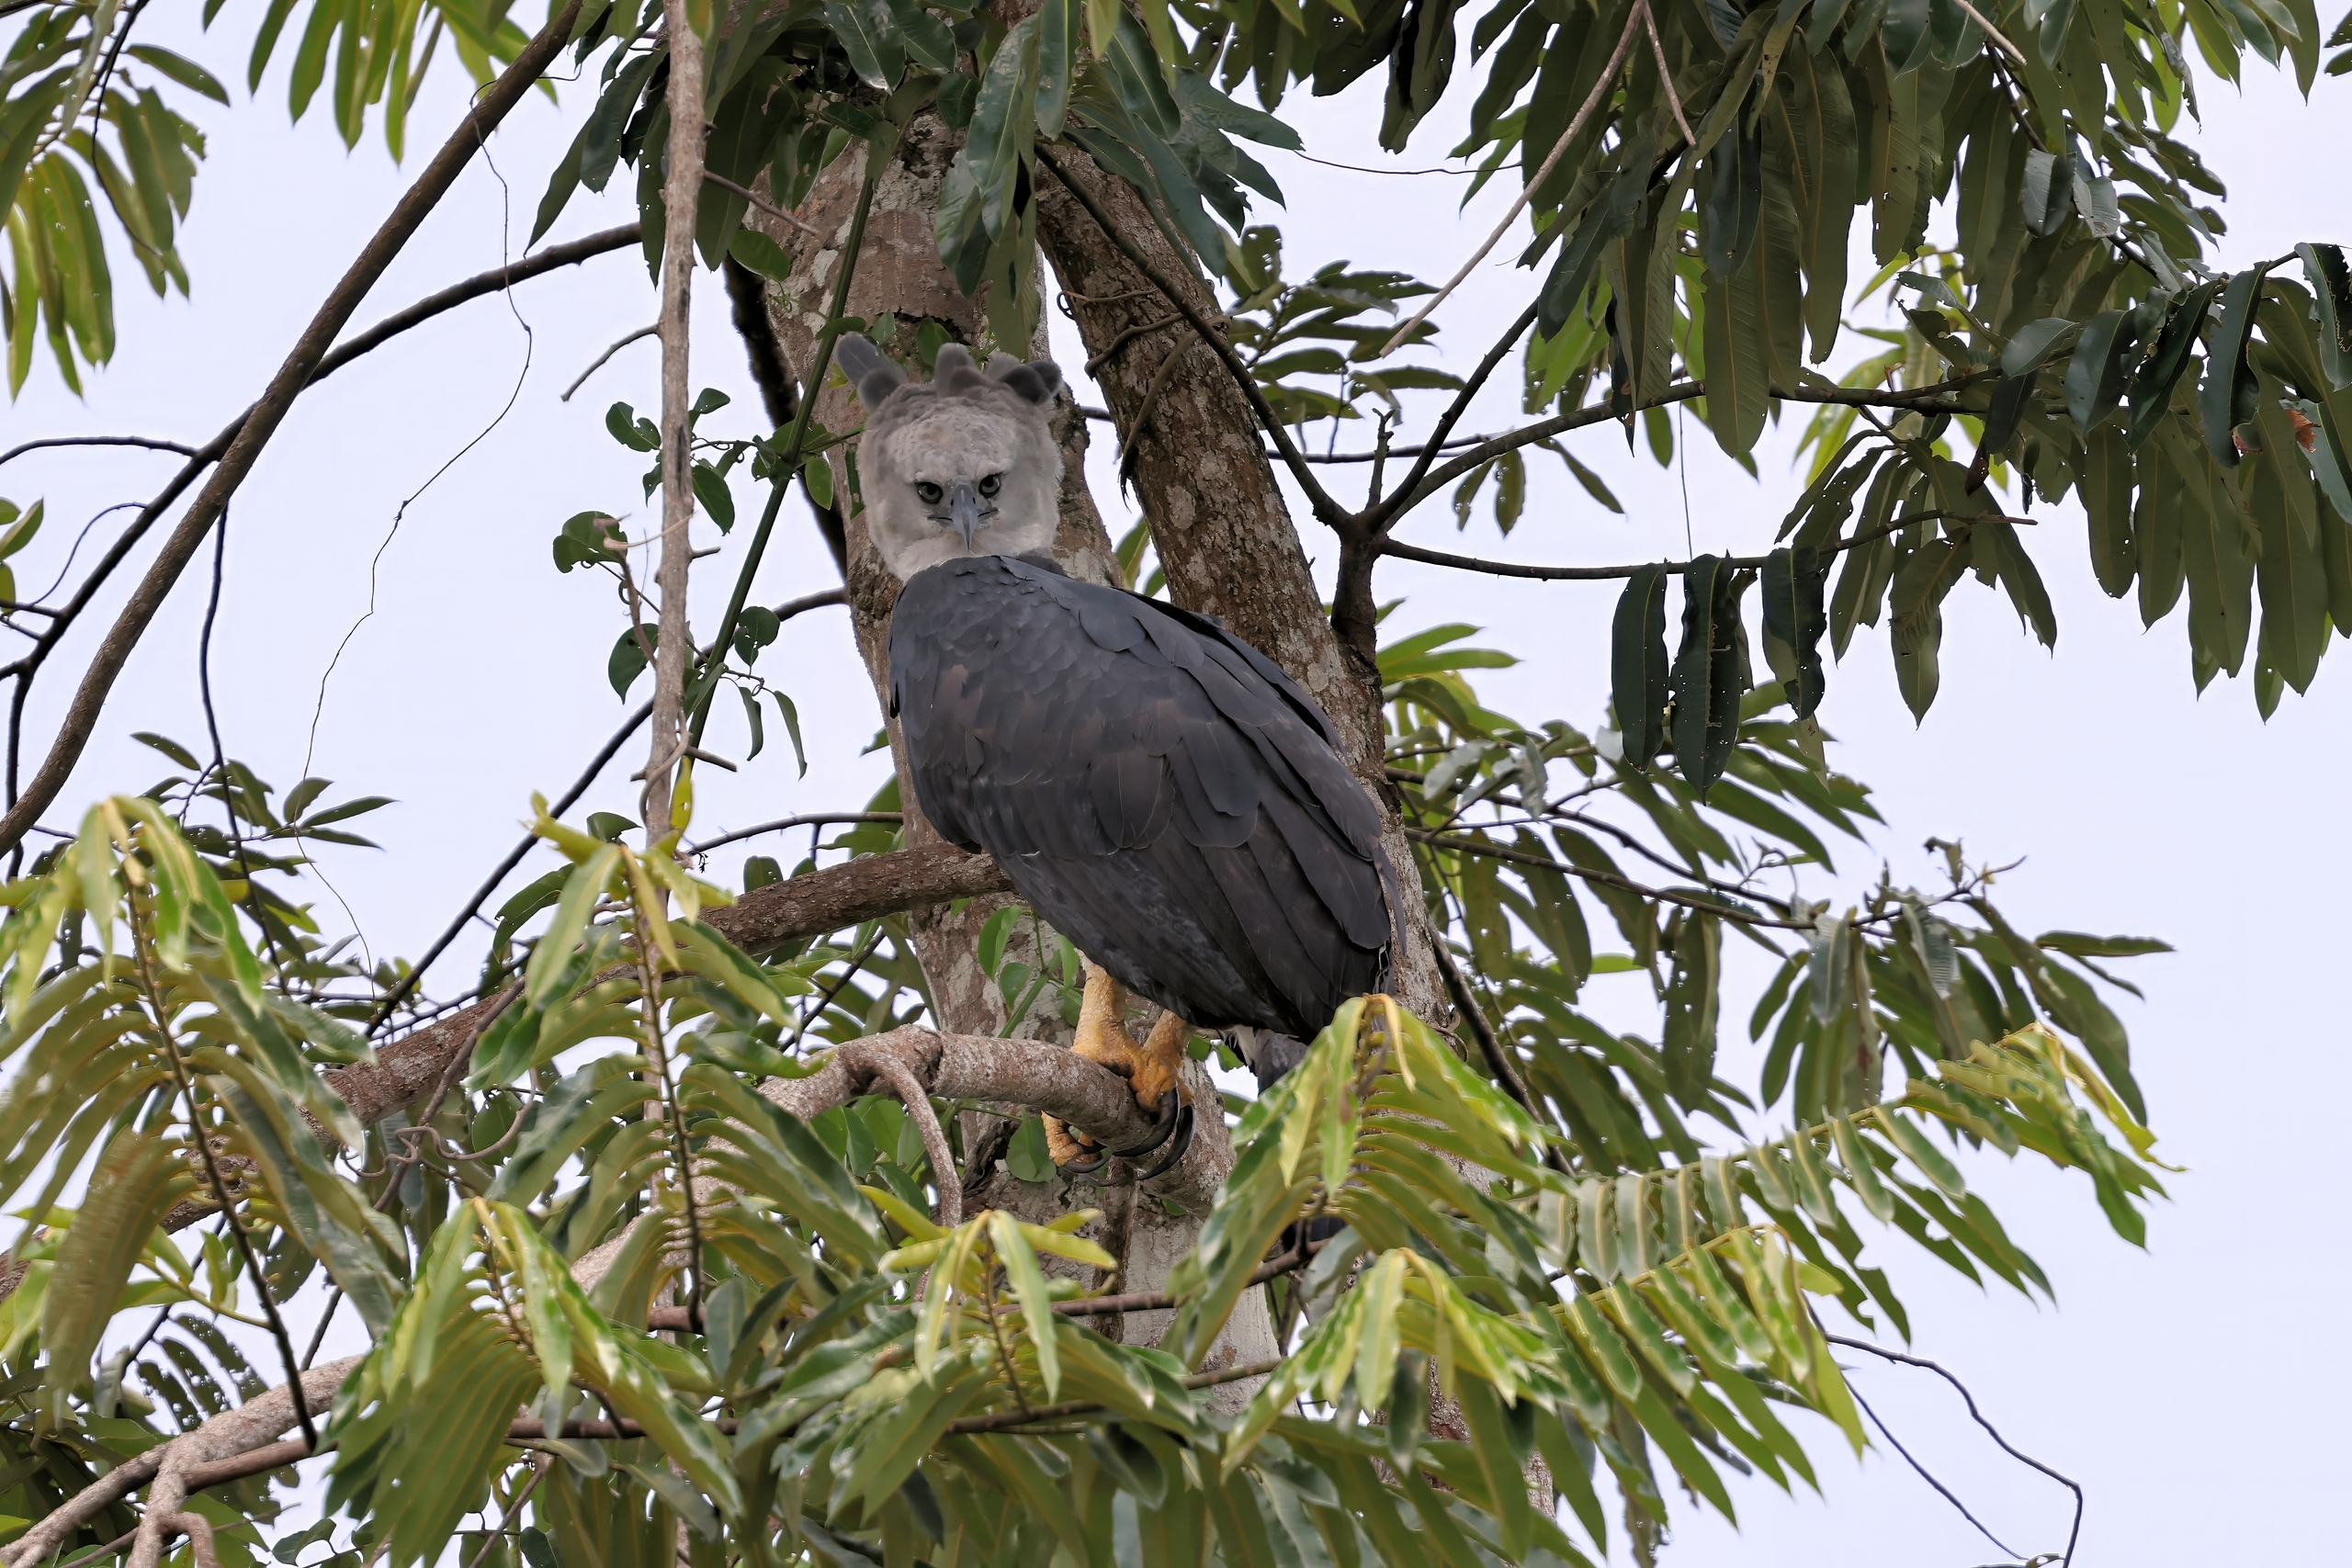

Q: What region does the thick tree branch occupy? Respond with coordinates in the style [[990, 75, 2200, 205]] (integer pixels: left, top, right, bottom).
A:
[[328, 842, 1011, 1131], [0, 0, 588, 859]]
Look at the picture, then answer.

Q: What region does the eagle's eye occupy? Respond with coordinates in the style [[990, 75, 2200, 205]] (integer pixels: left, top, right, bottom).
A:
[[978, 473, 1002, 498], [915, 480, 944, 505]]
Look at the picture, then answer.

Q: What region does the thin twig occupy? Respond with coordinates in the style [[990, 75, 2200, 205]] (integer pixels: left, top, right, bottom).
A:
[[0, 435, 200, 469], [1826, 1334, 2086, 1568], [560, 323, 658, 401], [684, 810, 900, 857], [1118, 333, 1195, 488], [786, 925, 888, 1050], [1408, 827, 1809, 929], [1376, 510, 2023, 581], [300, 1289, 341, 1370], [1847, 1382, 2024, 1562], [1374, 0, 1647, 358], [684, 159, 883, 753], [1083, 312, 1182, 376], [129, 895, 318, 1454], [701, 170, 820, 237], [1370, 302, 1538, 536], [1641, 0, 1696, 146], [946, 1359, 1283, 1435], [366, 701, 651, 1033], [463, 1462, 547, 1568], [1949, 0, 2030, 64]]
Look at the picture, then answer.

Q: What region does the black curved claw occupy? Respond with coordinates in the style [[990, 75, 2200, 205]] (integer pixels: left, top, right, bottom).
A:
[[1105, 1089, 1183, 1160], [1060, 1147, 1110, 1178], [1133, 1101, 1195, 1182]]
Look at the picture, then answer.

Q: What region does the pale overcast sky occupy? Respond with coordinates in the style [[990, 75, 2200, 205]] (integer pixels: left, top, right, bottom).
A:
[[4, 8, 2346, 1562]]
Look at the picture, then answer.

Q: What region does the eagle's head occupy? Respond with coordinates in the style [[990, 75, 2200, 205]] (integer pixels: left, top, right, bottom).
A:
[[837, 335, 1064, 580]]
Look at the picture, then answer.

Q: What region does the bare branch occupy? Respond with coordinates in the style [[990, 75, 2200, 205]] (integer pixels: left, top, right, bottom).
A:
[[684, 807, 898, 857], [836, 1037, 962, 1228], [0, 436, 199, 469], [701, 170, 821, 237], [560, 323, 658, 401], [1407, 827, 1810, 929], [1826, 1333, 2086, 1567], [0, 221, 639, 734], [1367, 302, 1538, 537], [2, 1358, 360, 1568], [1396, 373, 1991, 510], [0, 0, 594, 858], [1376, 510, 2025, 581]]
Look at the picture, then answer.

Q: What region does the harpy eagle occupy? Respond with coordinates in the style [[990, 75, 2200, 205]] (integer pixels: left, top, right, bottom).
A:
[[838, 336, 1398, 1174]]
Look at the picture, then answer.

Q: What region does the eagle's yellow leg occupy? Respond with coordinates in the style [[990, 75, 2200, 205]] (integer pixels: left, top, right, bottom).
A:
[[1046, 961, 1193, 1167], [1130, 1009, 1193, 1108]]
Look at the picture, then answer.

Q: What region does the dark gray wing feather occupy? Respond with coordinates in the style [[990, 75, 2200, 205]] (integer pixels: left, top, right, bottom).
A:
[[890, 555, 1393, 1037]]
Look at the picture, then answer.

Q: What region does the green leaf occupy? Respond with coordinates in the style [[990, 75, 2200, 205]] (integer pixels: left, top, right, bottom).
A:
[[1006, 1114, 1054, 1182], [525, 845, 619, 1010], [823, 0, 907, 89], [2298, 243, 2352, 389], [2201, 264, 2272, 466], [41, 1129, 191, 1422], [1034, 0, 1077, 139], [123, 46, 230, 104], [2064, 308, 2135, 433], [609, 626, 652, 699], [1889, 536, 1971, 720], [728, 228, 793, 284], [1758, 547, 1828, 717], [2129, 280, 2223, 448], [1611, 565, 1671, 767], [1668, 556, 1747, 793]]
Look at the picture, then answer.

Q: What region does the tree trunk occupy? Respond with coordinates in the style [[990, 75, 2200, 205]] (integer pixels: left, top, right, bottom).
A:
[[741, 118, 1275, 1393]]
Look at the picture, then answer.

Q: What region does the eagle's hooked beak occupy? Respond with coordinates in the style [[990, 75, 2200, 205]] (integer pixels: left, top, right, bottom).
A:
[[942, 480, 996, 548]]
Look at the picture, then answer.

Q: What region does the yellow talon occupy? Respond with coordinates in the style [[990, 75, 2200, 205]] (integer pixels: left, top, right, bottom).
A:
[[1044, 1115, 1098, 1166], [1048, 962, 1194, 1168], [1130, 1008, 1192, 1109]]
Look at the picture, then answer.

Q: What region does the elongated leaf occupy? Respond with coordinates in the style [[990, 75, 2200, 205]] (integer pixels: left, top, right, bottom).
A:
[[2201, 265, 2272, 466], [1611, 565, 1672, 766], [1668, 557, 1747, 793], [41, 1128, 191, 1421], [1758, 547, 1828, 716], [2299, 242, 2352, 389]]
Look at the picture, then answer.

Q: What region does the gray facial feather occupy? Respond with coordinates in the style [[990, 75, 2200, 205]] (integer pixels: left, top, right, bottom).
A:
[[839, 335, 1064, 581]]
